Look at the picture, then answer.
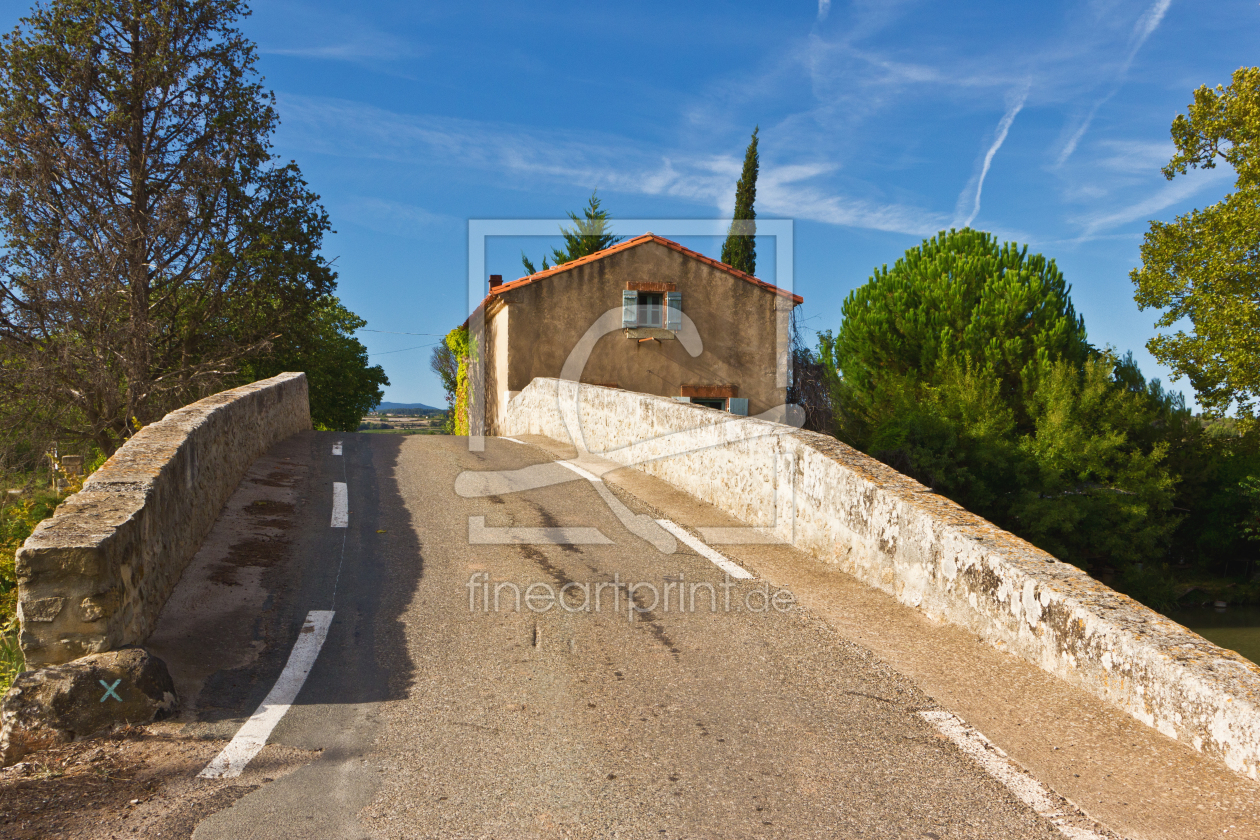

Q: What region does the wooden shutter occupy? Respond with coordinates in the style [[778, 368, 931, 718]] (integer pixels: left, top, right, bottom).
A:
[[665, 292, 682, 330], [622, 290, 637, 328]]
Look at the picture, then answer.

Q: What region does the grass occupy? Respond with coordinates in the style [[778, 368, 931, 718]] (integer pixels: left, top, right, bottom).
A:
[[0, 620, 22, 694]]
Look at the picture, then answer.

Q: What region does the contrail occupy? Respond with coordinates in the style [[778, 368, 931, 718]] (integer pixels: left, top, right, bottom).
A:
[[960, 84, 1029, 228], [1056, 0, 1172, 166]]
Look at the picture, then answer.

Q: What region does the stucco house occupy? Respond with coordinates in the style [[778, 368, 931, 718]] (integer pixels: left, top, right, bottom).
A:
[[474, 233, 802, 435]]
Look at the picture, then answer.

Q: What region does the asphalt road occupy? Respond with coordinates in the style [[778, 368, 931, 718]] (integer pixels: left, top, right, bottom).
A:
[[175, 432, 1074, 839]]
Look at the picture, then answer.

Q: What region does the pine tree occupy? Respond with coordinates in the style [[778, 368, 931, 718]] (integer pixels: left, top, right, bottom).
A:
[[521, 191, 622, 275], [721, 127, 759, 276]]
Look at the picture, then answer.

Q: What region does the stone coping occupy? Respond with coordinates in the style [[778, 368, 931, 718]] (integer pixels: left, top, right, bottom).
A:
[[502, 378, 1260, 781], [16, 373, 310, 667]]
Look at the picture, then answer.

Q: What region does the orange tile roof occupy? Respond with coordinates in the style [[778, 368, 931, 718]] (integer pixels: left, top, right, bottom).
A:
[[488, 233, 804, 304]]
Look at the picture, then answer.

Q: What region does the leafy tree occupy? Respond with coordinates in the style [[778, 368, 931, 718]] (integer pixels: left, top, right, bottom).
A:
[[1132, 66, 1260, 416], [721, 127, 759, 276], [430, 341, 458, 407], [521, 191, 622, 275], [0, 0, 337, 454], [243, 297, 387, 432], [822, 229, 1179, 575]]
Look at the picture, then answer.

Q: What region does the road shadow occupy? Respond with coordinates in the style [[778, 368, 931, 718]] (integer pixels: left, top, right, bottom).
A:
[[155, 430, 422, 728]]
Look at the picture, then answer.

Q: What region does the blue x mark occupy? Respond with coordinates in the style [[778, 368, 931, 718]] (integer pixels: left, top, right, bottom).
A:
[[99, 679, 121, 703]]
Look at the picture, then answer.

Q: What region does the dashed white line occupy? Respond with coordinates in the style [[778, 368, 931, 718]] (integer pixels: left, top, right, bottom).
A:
[[332, 442, 343, 456], [331, 482, 348, 528], [500, 436, 525, 444], [198, 611, 335, 779], [919, 710, 1110, 840], [655, 519, 754, 580]]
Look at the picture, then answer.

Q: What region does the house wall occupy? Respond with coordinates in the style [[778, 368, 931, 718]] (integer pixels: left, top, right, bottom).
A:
[[483, 240, 791, 434]]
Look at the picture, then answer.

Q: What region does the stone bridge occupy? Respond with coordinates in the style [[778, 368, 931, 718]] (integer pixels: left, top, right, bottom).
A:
[[5, 373, 1260, 839]]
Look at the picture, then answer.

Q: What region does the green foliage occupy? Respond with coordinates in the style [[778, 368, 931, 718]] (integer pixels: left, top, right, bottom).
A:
[[828, 228, 1090, 442], [0, 0, 339, 455], [522, 191, 623, 275], [443, 326, 474, 435], [824, 229, 1181, 575], [0, 625, 21, 694], [1242, 476, 1260, 542], [721, 127, 759, 276], [0, 481, 93, 692], [243, 297, 388, 432], [1132, 67, 1260, 416]]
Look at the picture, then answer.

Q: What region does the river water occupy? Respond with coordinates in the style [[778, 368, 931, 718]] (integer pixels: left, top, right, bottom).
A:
[[1168, 606, 1260, 666]]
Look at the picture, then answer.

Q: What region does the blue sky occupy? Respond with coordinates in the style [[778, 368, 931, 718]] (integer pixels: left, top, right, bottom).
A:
[[5, 0, 1253, 407]]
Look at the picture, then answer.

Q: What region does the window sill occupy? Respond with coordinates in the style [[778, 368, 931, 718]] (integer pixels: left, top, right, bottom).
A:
[[624, 328, 677, 340]]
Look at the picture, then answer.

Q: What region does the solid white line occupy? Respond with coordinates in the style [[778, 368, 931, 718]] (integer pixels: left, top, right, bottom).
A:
[[332, 442, 343, 456], [555, 459, 602, 483], [918, 711, 1108, 840], [199, 611, 335, 779], [331, 482, 348, 528], [500, 436, 525, 444], [655, 519, 754, 580]]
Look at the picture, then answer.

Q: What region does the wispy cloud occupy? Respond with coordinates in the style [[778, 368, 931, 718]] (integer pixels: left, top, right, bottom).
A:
[[338, 197, 455, 240], [1074, 165, 1228, 235], [818, 0, 831, 23], [955, 83, 1030, 228], [1056, 0, 1172, 165], [277, 94, 945, 235], [265, 39, 419, 61]]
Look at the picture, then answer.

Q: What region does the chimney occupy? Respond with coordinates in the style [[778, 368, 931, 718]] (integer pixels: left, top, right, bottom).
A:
[[489, 274, 502, 289]]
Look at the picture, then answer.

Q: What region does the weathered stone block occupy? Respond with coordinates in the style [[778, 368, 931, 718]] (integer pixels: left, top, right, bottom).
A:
[[21, 597, 64, 622], [0, 647, 177, 765]]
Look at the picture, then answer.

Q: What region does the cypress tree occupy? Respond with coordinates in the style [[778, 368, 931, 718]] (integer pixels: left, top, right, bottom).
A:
[[721, 127, 759, 275]]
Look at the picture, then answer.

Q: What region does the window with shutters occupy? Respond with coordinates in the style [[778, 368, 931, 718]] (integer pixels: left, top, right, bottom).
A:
[[637, 292, 663, 327], [623, 284, 681, 331]]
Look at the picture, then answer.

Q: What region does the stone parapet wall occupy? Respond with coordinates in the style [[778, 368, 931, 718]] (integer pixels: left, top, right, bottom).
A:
[[504, 378, 1260, 780], [16, 373, 310, 667]]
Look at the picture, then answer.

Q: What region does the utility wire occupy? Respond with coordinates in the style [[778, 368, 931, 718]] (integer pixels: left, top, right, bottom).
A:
[[368, 341, 441, 357], [358, 329, 447, 336]]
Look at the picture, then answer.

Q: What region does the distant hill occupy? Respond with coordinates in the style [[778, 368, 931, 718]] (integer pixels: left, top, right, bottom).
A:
[[376, 402, 443, 411]]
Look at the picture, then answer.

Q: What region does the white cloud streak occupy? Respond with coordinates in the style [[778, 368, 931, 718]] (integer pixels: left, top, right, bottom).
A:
[[955, 84, 1029, 228], [1056, 0, 1172, 165], [818, 0, 831, 22], [277, 94, 946, 235], [1074, 165, 1229, 235]]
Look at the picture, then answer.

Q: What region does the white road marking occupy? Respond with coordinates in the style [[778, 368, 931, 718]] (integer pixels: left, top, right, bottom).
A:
[[501, 436, 525, 444], [553, 459, 675, 552], [656, 519, 754, 579], [919, 711, 1109, 840], [332, 442, 343, 456], [555, 459, 602, 482], [331, 482, 348, 528], [698, 526, 783, 544], [468, 515, 611, 545], [198, 611, 335, 779]]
